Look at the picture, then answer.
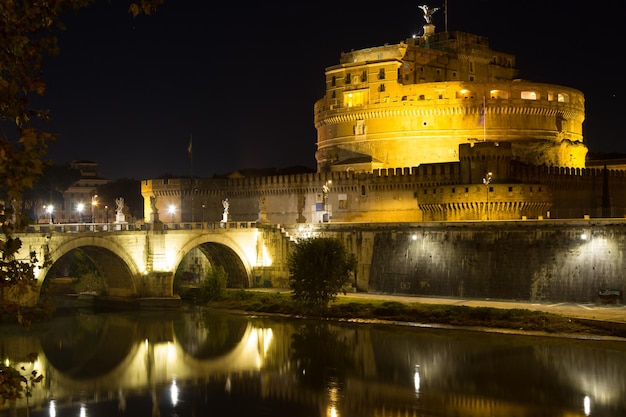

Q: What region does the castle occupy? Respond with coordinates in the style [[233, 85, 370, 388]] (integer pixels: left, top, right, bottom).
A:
[[141, 8, 626, 225]]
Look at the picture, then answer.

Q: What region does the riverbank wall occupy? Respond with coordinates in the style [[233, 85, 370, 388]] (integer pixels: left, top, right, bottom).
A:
[[289, 220, 626, 304]]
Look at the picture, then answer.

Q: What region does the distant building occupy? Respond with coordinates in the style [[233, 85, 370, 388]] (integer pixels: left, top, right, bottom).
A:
[[141, 17, 625, 224], [56, 161, 109, 223]]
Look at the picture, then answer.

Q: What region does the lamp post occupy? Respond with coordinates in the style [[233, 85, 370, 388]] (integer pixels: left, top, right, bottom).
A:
[[322, 180, 332, 222], [91, 195, 98, 224], [76, 203, 84, 223], [168, 205, 176, 223], [45, 205, 54, 224], [105, 205, 109, 225], [482, 171, 493, 220]]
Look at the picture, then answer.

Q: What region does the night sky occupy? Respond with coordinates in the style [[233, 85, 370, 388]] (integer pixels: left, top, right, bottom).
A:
[[38, 0, 624, 180]]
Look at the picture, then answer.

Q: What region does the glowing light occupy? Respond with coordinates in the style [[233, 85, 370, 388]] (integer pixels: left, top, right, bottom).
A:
[[170, 379, 179, 406], [584, 395, 591, 416], [581, 233, 588, 240], [262, 245, 273, 267], [49, 399, 56, 417], [79, 403, 87, 417], [412, 234, 418, 241], [414, 365, 421, 397], [168, 205, 176, 222]]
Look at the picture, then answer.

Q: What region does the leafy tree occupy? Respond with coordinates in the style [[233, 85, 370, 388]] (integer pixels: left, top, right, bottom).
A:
[[288, 237, 357, 310], [96, 178, 143, 221], [0, 0, 162, 406], [200, 266, 228, 302], [22, 164, 81, 221]]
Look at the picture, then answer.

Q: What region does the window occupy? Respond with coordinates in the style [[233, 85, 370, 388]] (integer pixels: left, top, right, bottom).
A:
[[490, 89, 509, 99], [331, 76, 336, 87], [344, 90, 368, 107], [378, 68, 385, 79], [360, 185, 366, 196], [345, 73, 351, 84], [521, 91, 538, 100], [508, 186, 513, 192], [378, 84, 385, 92], [418, 94, 425, 100], [360, 70, 367, 82], [469, 61, 474, 73], [338, 194, 347, 209], [558, 93, 568, 103]]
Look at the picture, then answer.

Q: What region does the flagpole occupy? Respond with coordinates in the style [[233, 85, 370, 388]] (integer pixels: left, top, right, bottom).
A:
[[189, 134, 194, 221], [482, 96, 486, 142]]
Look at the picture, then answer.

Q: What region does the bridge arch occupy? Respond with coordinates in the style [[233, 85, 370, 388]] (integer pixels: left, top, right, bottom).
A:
[[40, 235, 143, 298], [175, 233, 256, 288]]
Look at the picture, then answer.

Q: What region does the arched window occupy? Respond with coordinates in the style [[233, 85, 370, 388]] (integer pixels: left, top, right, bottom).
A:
[[521, 91, 538, 100]]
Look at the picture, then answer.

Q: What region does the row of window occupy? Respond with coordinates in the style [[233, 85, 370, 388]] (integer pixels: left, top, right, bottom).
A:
[[423, 186, 543, 194]]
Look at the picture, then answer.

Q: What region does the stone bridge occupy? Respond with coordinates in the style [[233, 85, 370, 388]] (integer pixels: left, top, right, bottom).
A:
[[14, 221, 294, 306], [12, 218, 626, 306]]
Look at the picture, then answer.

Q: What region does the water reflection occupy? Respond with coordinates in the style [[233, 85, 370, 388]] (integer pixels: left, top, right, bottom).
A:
[[1, 310, 625, 416]]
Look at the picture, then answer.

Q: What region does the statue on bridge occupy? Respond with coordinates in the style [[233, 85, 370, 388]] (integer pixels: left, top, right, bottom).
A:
[[221, 198, 229, 223], [149, 195, 161, 224], [115, 197, 126, 223]]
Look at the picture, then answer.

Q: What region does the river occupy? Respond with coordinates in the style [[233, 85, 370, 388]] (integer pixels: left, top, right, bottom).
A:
[[1, 308, 625, 417]]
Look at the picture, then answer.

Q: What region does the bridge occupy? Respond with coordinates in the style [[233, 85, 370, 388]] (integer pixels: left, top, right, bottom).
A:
[[12, 218, 626, 306], [14, 221, 294, 306]]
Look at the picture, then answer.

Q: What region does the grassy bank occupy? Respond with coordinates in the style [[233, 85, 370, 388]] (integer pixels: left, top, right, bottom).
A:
[[205, 289, 626, 338]]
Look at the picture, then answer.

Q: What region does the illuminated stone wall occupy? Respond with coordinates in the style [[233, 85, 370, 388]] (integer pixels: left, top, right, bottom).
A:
[[297, 221, 626, 302], [142, 142, 626, 224]]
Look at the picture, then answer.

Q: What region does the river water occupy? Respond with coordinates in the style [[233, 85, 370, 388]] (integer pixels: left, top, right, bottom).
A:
[[1, 309, 626, 417]]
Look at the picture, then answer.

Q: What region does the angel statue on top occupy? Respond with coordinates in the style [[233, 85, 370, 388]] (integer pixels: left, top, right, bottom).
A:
[[418, 4, 440, 24]]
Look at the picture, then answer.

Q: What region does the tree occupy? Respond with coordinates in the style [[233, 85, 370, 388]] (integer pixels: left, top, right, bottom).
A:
[[22, 164, 81, 221], [288, 237, 357, 310], [96, 178, 143, 221], [200, 266, 228, 302], [0, 0, 162, 407]]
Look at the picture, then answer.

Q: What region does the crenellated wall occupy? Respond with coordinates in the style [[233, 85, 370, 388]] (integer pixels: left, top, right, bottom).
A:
[[142, 140, 626, 224]]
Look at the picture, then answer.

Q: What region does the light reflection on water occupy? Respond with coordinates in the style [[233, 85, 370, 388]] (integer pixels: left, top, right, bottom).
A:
[[1, 309, 625, 417]]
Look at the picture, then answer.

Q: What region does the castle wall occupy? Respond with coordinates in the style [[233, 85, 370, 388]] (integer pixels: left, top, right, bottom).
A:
[[142, 151, 626, 226], [315, 79, 586, 171]]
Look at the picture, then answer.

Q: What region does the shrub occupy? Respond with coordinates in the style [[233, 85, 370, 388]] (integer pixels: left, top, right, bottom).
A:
[[200, 266, 228, 302], [288, 237, 357, 310]]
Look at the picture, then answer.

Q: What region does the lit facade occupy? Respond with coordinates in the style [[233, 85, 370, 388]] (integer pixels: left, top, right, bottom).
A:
[[314, 29, 586, 173], [141, 20, 626, 224]]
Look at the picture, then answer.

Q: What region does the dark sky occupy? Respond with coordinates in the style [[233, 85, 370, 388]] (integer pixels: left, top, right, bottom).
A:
[[38, 0, 624, 180]]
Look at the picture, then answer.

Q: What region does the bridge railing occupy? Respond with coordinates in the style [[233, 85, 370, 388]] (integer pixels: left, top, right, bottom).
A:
[[23, 221, 260, 234]]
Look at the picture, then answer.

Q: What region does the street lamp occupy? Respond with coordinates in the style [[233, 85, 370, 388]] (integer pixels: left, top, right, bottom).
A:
[[168, 205, 176, 223], [45, 204, 54, 224], [91, 195, 98, 224], [482, 171, 493, 220], [322, 180, 332, 222], [76, 203, 85, 223]]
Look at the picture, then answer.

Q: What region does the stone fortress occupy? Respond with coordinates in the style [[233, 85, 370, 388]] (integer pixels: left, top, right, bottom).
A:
[[141, 5, 626, 225]]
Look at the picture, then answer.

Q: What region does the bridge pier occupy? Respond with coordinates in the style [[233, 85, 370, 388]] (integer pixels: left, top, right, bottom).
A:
[[138, 271, 174, 297]]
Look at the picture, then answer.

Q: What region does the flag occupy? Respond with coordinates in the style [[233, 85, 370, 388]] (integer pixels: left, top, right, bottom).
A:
[[187, 135, 192, 156], [477, 97, 485, 126]]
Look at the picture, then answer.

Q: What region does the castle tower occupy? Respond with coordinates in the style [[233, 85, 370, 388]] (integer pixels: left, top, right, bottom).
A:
[[314, 13, 587, 174]]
